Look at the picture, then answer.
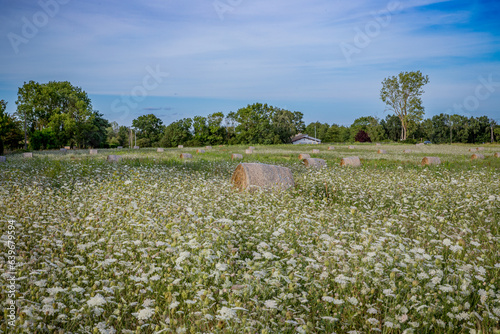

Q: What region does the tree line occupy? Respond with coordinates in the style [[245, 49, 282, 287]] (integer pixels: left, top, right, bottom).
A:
[[1, 78, 498, 155]]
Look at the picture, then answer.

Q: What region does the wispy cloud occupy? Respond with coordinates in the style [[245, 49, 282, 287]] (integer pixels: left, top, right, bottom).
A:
[[0, 0, 498, 125]]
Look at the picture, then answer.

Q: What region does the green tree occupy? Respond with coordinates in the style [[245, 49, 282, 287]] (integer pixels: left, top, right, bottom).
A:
[[304, 122, 329, 142], [117, 126, 130, 147], [1, 100, 24, 154], [192, 116, 209, 145], [160, 118, 193, 147], [380, 71, 429, 140], [380, 114, 402, 142], [15, 81, 40, 149], [132, 114, 164, 147], [207, 112, 226, 145]]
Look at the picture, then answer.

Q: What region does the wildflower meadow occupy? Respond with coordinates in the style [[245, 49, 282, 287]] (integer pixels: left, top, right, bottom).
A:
[[1, 144, 499, 333]]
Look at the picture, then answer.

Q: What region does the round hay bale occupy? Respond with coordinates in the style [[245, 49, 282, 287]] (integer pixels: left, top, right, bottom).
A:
[[23, 152, 33, 158], [231, 153, 243, 160], [477, 147, 485, 151], [348, 145, 355, 149], [340, 156, 361, 167], [303, 158, 326, 168], [205, 146, 212, 150], [107, 155, 122, 162], [0, 156, 6, 162], [245, 149, 253, 154], [157, 148, 164, 152], [377, 149, 387, 154], [469, 148, 477, 152], [178, 145, 184, 149], [328, 146, 335, 150], [89, 149, 98, 154], [180, 153, 193, 159], [403, 149, 412, 153], [494, 152, 500, 158], [231, 163, 294, 191], [64, 146, 71, 150], [312, 149, 320, 153], [421, 157, 441, 166], [249, 146, 255, 150], [471, 153, 484, 160], [133, 146, 140, 149], [298, 153, 310, 160], [197, 149, 205, 154]]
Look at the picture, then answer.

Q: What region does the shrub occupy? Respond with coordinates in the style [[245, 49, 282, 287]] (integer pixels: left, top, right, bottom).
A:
[[354, 130, 371, 142]]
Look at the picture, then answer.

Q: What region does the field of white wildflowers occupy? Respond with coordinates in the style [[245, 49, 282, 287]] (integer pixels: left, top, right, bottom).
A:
[[1, 144, 499, 333]]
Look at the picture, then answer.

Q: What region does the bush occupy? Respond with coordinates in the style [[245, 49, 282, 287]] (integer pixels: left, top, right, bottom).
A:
[[30, 128, 58, 150], [354, 130, 371, 143], [401, 138, 417, 144]]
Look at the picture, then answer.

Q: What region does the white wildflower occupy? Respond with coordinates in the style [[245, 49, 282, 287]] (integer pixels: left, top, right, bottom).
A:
[[87, 294, 106, 307]]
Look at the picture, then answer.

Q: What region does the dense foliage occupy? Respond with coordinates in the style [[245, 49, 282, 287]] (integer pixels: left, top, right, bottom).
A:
[[1, 81, 499, 153]]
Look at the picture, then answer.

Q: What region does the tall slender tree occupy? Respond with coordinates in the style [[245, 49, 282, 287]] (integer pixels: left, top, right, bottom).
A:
[[380, 71, 429, 140]]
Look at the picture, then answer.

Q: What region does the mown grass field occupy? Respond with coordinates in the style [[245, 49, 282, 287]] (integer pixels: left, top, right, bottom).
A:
[[1, 143, 499, 334]]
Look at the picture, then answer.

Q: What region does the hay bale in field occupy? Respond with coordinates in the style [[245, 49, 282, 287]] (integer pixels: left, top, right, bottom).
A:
[[421, 157, 441, 166], [377, 149, 387, 154], [231, 153, 243, 160], [403, 149, 412, 153], [23, 152, 33, 158], [298, 153, 310, 160], [312, 149, 320, 153], [117, 146, 123, 149], [178, 145, 184, 149], [89, 149, 98, 154], [477, 147, 485, 151], [245, 149, 253, 154], [231, 163, 294, 191], [471, 153, 484, 160], [348, 145, 355, 149], [303, 158, 326, 168], [134, 146, 140, 149], [64, 146, 70, 150], [205, 146, 212, 150], [197, 149, 205, 154], [0, 156, 6, 162], [107, 155, 122, 162], [469, 148, 477, 152], [340, 156, 361, 167], [157, 148, 164, 152], [495, 152, 500, 158], [180, 153, 192, 159], [328, 146, 335, 150], [249, 146, 255, 150]]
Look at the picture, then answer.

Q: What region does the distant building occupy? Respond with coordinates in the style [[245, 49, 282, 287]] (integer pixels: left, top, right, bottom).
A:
[[291, 133, 321, 145]]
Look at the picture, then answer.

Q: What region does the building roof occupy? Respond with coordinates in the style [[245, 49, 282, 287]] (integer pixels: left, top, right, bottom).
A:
[[291, 133, 321, 143]]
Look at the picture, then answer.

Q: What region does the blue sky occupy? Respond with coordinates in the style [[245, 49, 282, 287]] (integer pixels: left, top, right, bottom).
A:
[[1, 0, 499, 126]]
